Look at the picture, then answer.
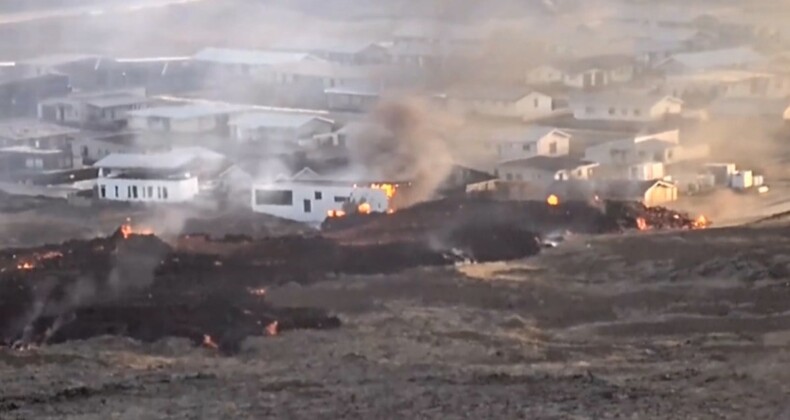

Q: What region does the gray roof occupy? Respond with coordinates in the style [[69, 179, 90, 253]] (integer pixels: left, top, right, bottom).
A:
[[447, 86, 537, 102], [127, 104, 251, 120], [498, 156, 596, 172], [193, 47, 316, 66], [271, 38, 383, 55], [0, 119, 80, 141], [661, 47, 764, 71], [85, 94, 151, 108], [494, 126, 570, 143], [93, 147, 224, 170], [229, 112, 333, 129], [571, 92, 682, 109]]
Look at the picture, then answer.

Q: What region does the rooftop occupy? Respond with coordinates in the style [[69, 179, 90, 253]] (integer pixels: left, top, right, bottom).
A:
[[571, 91, 682, 108], [661, 47, 764, 71], [193, 47, 318, 66], [271, 38, 383, 55], [230, 112, 334, 129], [0, 119, 80, 141], [94, 147, 224, 170], [127, 103, 251, 120], [498, 155, 596, 172], [43, 91, 151, 109], [494, 126, 570, 143]]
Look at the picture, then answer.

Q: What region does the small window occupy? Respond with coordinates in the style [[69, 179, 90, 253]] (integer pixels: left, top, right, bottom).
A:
[[162, 187, 169, 200], [127, 186, 133, 198], [522, 144, 531, 152], [533, 98, 539, 108], [334, 196, 348, 203], [256, 189, 294, 206], [303, 199, 312, 213], [157, 187, 162, 199], [100, 185, 106, 198], [549, 142, 558, 154], [506, 173, 513, 181], [515, 173, 523, 181], [114, 185, 119, 198], [314, 191, 323, 200], [131, 185, 138, 199], [608, 107, 616, 115], [633, 108, 642, 116]]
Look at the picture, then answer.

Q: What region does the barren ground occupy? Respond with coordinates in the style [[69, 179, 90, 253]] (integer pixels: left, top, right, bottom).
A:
[[2, 222, 790, 419]]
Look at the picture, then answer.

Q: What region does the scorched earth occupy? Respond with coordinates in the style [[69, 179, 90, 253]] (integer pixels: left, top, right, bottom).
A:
[[1, 202, 789, 419]]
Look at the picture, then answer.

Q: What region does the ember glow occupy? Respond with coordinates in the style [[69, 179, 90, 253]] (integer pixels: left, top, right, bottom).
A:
[[357, 202, 372, 214], [636, 217, 649, 231], [202, 334, 219, 350], [265, 320, 279, 336], [692, 215, 710, 229], [248, 287, 267, 297], [546, 194, 560, 206], [371, 183, 397, 199], [327, 209, 346, 218], [16, 262, 34, 270], [120, 223, 154, 239]]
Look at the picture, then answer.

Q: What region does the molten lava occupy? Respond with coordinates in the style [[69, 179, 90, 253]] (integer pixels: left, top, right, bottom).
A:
[[636, 217, 649, 231], [546, 194, 560, 206], [371, 183, 397, 199], [265, 320, 279, 336], [358, 202, 372, 214], [692, 214, 709, 229], [120, 223, 154, 239], [327, 209, 346, 218], [202, 334, 219, 350], [16, 262, 34, 270]]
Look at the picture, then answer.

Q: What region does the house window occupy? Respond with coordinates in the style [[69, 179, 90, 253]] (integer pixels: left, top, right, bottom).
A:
[[157, 187, 162, 199], [654, 152, 663, 161], [303, 199, 312, 213], [147, 186, 153, 198], [522, 144, 531, 152], [549, 142, 558, 154], [314, 191, 323, 200], [100, 185, 106, 198], [608, 107, 616, 115], [255, 189, 294, 206], [162, 187, 169, 200], [131, 185, 138, 199], [334, 196, 348, 203], [114, 185, 119, 198], [533, 98, 539, 108], [633, 108, 641, 116]]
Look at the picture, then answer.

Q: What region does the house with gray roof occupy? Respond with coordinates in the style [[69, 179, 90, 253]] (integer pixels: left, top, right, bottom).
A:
[[527, 54, 636, 89], [570, 91, 683, 122], [229, 112, 334, 144], [496, 155, 598, 187], [127, 103, 252, 134], [445, 86, 569, 121], [38, 89, 152, 129], [192, 47, 322, 80], [493, 126, 572, 162]]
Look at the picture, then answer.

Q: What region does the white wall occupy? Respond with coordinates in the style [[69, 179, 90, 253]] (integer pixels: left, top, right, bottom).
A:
[[98, 177, 199, 203], [251, 183, 389, 223], [628, 162, 665, 180], [573, 98, 682, 122], [128, 116, 217, 133], [496, 132, 570, 161]]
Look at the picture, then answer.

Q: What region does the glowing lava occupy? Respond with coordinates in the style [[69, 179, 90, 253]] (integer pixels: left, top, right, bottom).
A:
[[546, 194, 560, 206], [120, 222, 154, 239], [692, 214, 709, 229], [327, 209, 346, 218], [16, 262, 34, 270], [357, 202, 372, 214], [265, 320, 279, 336], [371, 183, 397, 199], [636, 217, 649, 231], [202, 334, 219, 350]]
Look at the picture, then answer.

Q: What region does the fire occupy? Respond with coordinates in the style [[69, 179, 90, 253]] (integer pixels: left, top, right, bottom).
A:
[[546, 194, 560, 206], [357, 202, 372, 214], [371, 183, 397, 199], [636, 217, 649, 231], [248, 287, 266, 297], [202, 334, 219, 350], [120, 222, 154, 239], [265, 320, 279, 336], [327, 209, 346, 218], [692, 214, 709, 229], [16, 262, 34, 270]]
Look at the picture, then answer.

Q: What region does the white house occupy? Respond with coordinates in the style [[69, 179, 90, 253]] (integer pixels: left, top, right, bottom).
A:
[[38, 90, 151, 129], [656, 47, 765, 75], [271, 38, 389, 65], [229, 112, 334, 144], [252, 181, 389, 224], [493, 127, 571, 162], [495, 156, 598, 186], [570, 92, 683, 122], [325, 84, 381, 112], [94, 147, 228, 203], [192, 47, 321, 80], [526, 55, 635, 89], [126, 104, 251, 134], [445, 87, 565, 121]]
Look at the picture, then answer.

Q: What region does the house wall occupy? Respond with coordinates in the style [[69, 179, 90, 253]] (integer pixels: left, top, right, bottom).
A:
[[326, 93, 379, 112], [233, 119, 333, 143], [251, 183, 389, 223], [573, 99, 681, 122], [644, 183, 678, 206], [496, 132, 570, 161], [648, 99, 683, 119], [496, 166, 555, 185], [129, 115, 218, 133], [628, 162, 665, 180], [526, 65, 564, 85], [97, 177, 199, 203]]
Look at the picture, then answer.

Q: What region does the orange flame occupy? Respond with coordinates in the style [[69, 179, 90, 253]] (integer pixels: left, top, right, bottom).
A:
[[636, 217, 649, 231], [692, 214, 709, 229], [202, 334, 219, 350], [371, 183, 397, 199], [120, 223, 154, 239], [265, 320, 279, 336], [357, 202, 372, 214], [546, 194, 559, 206], [327, 209, 346, 218], [16, 262, 34, 270]]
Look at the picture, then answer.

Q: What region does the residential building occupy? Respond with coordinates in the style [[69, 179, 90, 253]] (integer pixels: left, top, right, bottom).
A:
[[0, 146, 73, 180], [0, 72, 70, 117], [126, 104, 251, 134], [272, 39, 389, 65], [656, 47, 765, 75], [547, 179, 679, 207], [570, 92, 683, 122], [0, 119, 79, 150], [494, 127, 571, 161], [527, 54, 636, 89], [325, 85, 381, 112], [444, 86, 567, 121], [16, 54, 111, 91], [94, 147, 230, 203], [38, 90, 152, 129], [228, 112, 334, 144], [192, 47, 321, 81], [495, 155, 598, 186], [71, 132, 169, 166], [251, 181, 390, 224], [584, 135, 708, 167]]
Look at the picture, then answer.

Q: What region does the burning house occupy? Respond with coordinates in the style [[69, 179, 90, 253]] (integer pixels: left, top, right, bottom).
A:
[[94, 147, 232, 203]]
